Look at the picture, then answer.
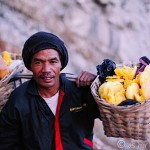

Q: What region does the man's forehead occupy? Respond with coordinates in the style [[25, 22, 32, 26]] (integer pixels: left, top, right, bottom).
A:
[[32, 49, 60, 59]]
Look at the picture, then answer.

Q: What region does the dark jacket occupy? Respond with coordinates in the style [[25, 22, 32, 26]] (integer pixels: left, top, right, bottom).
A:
[[0, 74, 100, 150]]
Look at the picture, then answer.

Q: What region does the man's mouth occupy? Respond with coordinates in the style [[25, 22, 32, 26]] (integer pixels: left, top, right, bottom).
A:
[[39, 73, 55, 80]]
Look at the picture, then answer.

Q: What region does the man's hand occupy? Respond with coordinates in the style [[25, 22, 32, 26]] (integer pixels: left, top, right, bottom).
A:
[[76, 71, 96, 87]]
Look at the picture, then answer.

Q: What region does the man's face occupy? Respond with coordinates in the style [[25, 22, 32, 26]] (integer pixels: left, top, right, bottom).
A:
[[30, 49, 62, 89]]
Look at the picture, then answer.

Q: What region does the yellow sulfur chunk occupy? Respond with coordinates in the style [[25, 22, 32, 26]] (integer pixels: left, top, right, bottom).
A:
[[115, 92, 126, 105], [126, 82, 140, 100], [106, 93, 116, 104], [141, 82, 150, 100], [98, 81, 126, 105], [0, 55, 10, 79], [139, 65, 150, 86], [115, 66, 137, 80], [98, 82, 110, 99], [106, 78, 124, 83], [134, 94, 145, 103], [3, 51, 12, 66], [123, 79, 133, 89]]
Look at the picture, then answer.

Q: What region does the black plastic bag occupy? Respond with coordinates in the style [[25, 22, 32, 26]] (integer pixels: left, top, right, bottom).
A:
[[96, 59, 116, 83]]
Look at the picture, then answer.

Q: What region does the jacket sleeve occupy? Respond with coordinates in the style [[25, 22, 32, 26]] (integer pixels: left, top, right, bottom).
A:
[[0, 96, 22, 150]]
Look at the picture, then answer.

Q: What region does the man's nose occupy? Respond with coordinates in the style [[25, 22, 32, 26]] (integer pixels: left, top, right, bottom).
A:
[[42, 63, 52, 72]]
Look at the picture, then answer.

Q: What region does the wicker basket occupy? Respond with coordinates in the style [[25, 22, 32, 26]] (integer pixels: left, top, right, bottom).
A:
[[91, 76, 150, 140], [0, 59, 24, 111], [0, 82, 15, 111], [0, 60, 23, 87]]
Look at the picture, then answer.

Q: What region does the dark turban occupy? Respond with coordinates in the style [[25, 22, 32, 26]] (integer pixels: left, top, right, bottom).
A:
[[22, 31, 68, 70]]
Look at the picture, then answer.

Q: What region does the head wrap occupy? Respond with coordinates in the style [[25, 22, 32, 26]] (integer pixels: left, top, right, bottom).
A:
[[22, 31, 68, 70]]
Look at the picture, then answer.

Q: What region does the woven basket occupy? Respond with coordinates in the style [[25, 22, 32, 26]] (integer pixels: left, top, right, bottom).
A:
[[91, 76, 150, 140], [0, 58, 24, 111], [0, 60, 23, 87], [0, 82, 15, 111]]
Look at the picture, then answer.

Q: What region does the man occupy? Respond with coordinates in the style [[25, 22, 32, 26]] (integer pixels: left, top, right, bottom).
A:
[[0, 31, 100, 150]]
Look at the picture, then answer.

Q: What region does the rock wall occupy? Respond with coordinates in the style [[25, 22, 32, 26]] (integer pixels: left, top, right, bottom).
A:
[[1, 0, 150, 149], [1, 0, 150, 74]]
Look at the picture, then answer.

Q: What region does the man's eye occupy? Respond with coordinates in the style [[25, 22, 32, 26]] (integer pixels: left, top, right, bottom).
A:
[[35, 61, 41, 64], [51, 60, 57, 64]]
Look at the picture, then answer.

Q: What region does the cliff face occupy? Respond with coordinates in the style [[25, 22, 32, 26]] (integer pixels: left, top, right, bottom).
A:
[[0, 0, 150, 74], [1, 1, 150, 149]]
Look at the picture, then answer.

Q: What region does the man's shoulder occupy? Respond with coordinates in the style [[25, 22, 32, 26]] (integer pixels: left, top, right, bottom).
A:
[[1, 81, 30, 113], [13, 80, 29, 94], [60, 73, 92, 96], [17, 80, 29, 88], [60, 73, 77, 88]]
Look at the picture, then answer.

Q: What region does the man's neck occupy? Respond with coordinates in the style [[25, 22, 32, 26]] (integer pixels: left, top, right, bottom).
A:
[[38, 83, 60, 98], [38, 88, 59, 98]]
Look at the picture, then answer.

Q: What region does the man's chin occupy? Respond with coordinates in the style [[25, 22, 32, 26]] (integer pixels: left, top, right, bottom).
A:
[[38, 81, 54, 88]]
